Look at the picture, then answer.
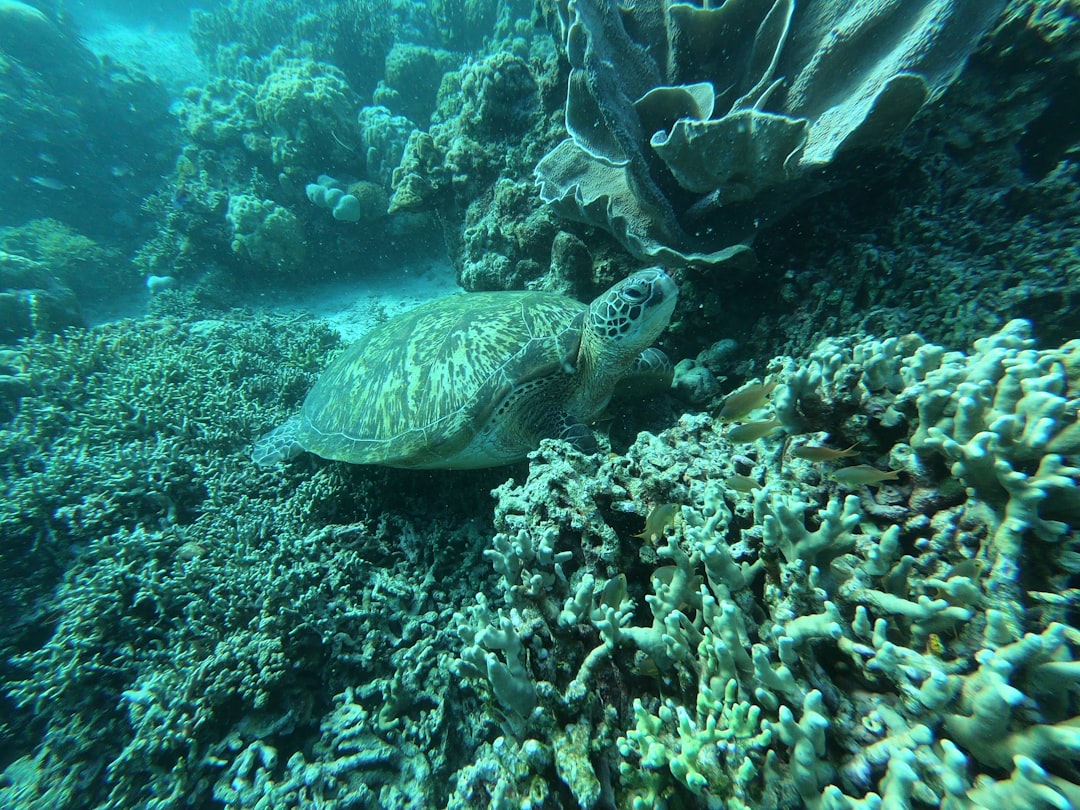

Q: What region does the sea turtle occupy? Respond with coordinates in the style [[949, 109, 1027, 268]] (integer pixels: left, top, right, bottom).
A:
[[252, 267, 678, 469]]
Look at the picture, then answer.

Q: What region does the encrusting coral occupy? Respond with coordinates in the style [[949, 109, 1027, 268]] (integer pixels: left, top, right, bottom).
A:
[[226, 193, 307, 272]]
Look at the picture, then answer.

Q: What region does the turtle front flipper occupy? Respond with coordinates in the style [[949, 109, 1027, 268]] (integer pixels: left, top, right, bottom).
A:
[[611, 347, 674, 404], [507, 399, 599, 456], [252, 415, 305, 466], [628, 347, 674, 389], [551, 409, 598, 455]]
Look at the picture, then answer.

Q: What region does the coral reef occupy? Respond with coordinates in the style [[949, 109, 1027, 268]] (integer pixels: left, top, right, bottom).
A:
[[449, 319, 1080, 807], [430, 0, 501, 52], [1, 298, 1077, 810], [143, 0, 477, 294], [390, 45, 548, 216], [0, 220, 136, 342], [1, 1, 1078, 806], [226, 193, 307, 273]]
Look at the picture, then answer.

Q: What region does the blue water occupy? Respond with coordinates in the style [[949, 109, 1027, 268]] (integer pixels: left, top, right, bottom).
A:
[[1, 1, 1077, 808]]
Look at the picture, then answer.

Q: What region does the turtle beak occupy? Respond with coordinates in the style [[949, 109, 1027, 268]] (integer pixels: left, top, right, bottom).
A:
[[639, 269, 678, 333]]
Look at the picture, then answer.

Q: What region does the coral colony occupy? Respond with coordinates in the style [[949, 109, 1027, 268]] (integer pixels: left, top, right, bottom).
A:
[[1, 1, 1078, 808]]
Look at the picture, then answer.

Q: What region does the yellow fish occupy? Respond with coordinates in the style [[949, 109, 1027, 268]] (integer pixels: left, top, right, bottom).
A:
[[600, 574, 628, 609], [790, 442, 860, 461], [634, 503, 678, 542], [726, 416, 782, 443], [725, 473, 762, 492], [718, 378, 778, 420], [830, 465, 900, 487]]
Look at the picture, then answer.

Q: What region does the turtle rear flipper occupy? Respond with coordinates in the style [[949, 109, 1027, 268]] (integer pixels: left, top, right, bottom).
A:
[[252, 416, 305, 466]]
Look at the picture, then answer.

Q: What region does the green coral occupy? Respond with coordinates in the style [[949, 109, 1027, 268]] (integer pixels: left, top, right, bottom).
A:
[[357, 105, 414, 189]]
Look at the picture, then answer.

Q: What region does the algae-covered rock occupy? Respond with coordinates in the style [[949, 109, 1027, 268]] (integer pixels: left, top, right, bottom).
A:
[[254, 59, 359, 171], [389, 131, 447, 214], [0, 221, 131, 336], [357, 105, 415, 190], [226, 194, 306, 272], [387, 42, 558, 290], [458, 178, 557, 290], [0, 219, 127, 298]]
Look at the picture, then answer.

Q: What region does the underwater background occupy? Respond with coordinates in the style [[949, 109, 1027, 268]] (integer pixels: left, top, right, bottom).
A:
[[1, 0, 1078, 807]]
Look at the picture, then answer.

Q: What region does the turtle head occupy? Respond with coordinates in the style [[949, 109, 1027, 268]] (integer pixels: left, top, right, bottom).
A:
[[587, 268, 678, 356]]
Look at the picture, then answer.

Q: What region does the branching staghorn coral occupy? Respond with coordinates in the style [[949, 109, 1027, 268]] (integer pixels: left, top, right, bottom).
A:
[[452, 319, 1080, 808]]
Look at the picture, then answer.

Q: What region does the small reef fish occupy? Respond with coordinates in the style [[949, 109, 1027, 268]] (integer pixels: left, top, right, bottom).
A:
[[727, 416, 782, 443], [791, 442, 860, 461], [634, 503, 678, 542], [945, 558, 986, 581], [600, 573, 627, 609], [725, 473, 762, 492], [28, 175, 67, 191], [830, 465, 901, 487], [718, 378, 778, 420]]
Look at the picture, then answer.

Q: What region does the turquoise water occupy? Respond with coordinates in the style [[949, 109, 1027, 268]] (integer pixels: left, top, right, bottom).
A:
[[1, 1, 1077, 807]]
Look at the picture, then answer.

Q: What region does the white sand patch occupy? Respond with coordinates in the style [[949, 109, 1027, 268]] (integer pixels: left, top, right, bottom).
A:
[[81, 17, 205, 94], [252, 258, 464, 344]]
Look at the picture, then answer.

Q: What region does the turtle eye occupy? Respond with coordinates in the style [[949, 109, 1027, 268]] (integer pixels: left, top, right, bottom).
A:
[[622, 283, 648, 303]]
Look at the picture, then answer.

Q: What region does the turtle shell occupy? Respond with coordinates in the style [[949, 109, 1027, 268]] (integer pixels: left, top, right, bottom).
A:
[[296, 290, 585, 468]]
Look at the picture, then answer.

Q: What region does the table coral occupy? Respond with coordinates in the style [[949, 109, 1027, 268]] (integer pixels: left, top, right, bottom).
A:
[[535, 0, 1010, 268]]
